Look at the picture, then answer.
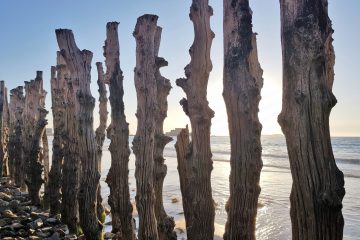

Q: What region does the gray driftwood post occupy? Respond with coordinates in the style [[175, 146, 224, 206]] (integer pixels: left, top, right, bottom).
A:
[[132, 15, 159, 240], [104, 22, 136, 239], [0, 81, 10, 177], [223, 0, 264, 239], [94, 62, 108, 221], [47, 58, 67, 215], [8, 88, 16, 180], [53, 46, 79, 232], [42, 129, 49, 209], [8, 87, 25, 187], [174, 0, 215, 238], [56, 29, 102, 239], [153, 27, 176, 240], [278, 1, 345, 239], [23, 72, 48, 205]]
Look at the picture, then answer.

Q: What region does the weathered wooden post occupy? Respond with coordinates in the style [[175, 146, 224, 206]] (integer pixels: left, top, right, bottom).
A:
[[23, 72, 48, 205], [133, 15, 159, 240], [222, 0, 264, 239], [104, 22, 136, 239], [94, 62, 108, 221], [42, 130, 50, 209], [8, 87, 25, 187], [0, 81, 10, 177], [278, 1, 345, 239], [42, 131, 49, 188], [153, 27, 176, 240], [56, 29, 102, 239], [174, 0, 215, 238], [47, 58, 67, 215], [54, 51, 80, 231]]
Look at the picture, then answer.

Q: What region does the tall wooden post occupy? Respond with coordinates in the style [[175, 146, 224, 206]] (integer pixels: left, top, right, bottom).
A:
[[223, 0, 264, 239], [47, 57, 67, 215], [0, 81, 10, 178], [153, 27, 176, 240], [8, 87, 25, 187], [23, 72, 48, 205], [133, 15, 159, 240], [56, 29, 102, 239], [104, 22, 136, 239], [278, 1, 345, 239], [94, 62, 108, 221], [42, 131, 49, 188], [175, 0, 215, 238]]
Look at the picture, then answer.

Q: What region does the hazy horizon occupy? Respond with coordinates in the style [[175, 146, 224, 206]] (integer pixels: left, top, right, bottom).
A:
[[0, 0, 359, 137]]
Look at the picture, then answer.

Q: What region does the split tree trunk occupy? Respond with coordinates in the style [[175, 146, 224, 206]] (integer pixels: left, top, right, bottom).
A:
[[94, 62, 107, 221], [153, 27, 176, 240], [223, 1, 264, 239], [47, 61, 66, 215], [23, 72, 48, 205], [8, 87, 25, 187], [175, 1, 215, 239], [278, 1, 345, 239], [0, 81, 10, 177], [132, 15, 159, 240], [56, 29, 102, 239], [104, 22, 136, 240]]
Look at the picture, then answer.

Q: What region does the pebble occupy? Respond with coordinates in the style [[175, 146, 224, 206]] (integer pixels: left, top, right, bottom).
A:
[[104, 232, 116, 239], [0, 199, 10, 207], [0, 179, 75, 239], [9, 222, 24, 230], [0, 192, 12, 201], [2, 209, 17, 218], [46, 217, 58, 224]]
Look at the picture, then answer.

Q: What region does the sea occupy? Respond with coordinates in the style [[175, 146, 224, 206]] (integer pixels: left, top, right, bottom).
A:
[[52, 135, 360, 239]]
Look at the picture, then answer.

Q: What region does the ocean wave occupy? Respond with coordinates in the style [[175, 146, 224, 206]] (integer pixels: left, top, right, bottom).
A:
[[164, 155, 360, 179], [165, 152, 360, 165], [337, 158, 360, 165]]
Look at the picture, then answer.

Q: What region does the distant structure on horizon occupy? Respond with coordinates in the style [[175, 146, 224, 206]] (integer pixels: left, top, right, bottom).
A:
[[165, 128, 183, 137]]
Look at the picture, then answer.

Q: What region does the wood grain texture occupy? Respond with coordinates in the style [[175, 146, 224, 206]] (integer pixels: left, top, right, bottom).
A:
[[56, 29, 102, 239], [8, 86, 25, 187], [153, 27, 176, 240], [223, 0, 264, 239], [22, 72, 48, 205], [278, 1, 345, 239], [0, 81, 10, 178], [104, 22, 136, 240], [175, 0, 215, 239], [95, 62, 108, 222], [132, 14, 159, 240], [42, 130, 49, 209], [47, 55, 67, 215]]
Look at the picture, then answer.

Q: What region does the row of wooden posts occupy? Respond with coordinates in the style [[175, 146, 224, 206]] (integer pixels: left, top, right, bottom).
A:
[[0, 0, 345, 239]]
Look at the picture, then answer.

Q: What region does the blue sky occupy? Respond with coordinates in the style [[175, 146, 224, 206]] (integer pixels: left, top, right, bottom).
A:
[[0, 0, 359, 136]]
